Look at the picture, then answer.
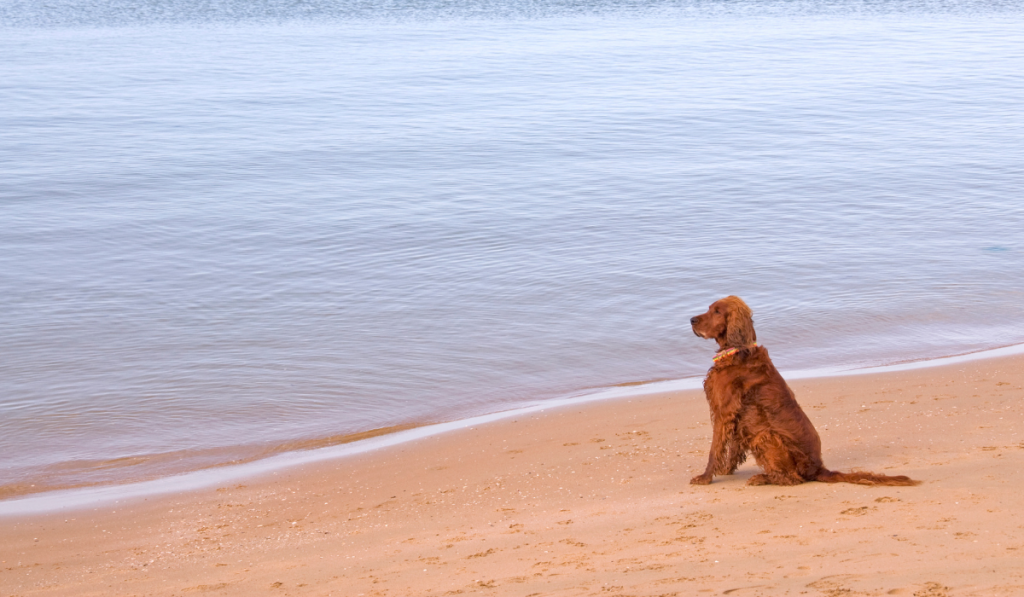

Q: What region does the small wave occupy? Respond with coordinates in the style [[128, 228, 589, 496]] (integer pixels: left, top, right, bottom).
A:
[[0, 423, 423, 500], [2, 0, 1020, 28]]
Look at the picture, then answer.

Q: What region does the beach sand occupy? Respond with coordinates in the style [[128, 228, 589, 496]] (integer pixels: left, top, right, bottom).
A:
[[2, 353, 1024, 596]]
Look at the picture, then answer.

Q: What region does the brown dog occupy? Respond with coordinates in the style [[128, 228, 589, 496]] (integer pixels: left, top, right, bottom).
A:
[[689, 296, 918, 486]]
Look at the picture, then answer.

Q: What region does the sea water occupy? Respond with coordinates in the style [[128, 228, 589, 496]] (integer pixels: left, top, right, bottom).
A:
[[2, 0, 1023, 496]]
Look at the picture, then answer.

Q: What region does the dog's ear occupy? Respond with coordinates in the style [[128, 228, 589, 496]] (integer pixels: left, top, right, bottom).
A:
[[724, 297, 756, 347]]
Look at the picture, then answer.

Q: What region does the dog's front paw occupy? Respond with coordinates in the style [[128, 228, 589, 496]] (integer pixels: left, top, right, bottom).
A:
[[690, 474, 712, 485]]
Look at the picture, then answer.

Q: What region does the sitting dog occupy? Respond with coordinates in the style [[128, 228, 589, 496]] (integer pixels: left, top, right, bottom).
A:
[[689, 296, 918, 486]]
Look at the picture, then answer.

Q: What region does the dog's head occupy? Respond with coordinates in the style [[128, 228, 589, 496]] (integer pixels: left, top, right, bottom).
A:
[[690, 296, 756, 349]]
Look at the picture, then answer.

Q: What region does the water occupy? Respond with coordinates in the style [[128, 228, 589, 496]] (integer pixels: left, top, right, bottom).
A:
[[2, 0, 1023, 498]]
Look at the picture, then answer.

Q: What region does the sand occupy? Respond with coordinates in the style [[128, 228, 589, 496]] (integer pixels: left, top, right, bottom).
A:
[[2, 352, 1024, 597]]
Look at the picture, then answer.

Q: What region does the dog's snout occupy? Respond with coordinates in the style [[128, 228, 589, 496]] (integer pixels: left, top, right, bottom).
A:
[[690, 316, 700, 326]]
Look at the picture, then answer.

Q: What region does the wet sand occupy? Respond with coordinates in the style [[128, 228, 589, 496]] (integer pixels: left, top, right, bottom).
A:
[[2, 353, 1024, 596]]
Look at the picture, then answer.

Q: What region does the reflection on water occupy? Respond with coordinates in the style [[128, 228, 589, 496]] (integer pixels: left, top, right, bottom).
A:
[[1, 2, 1023, 494]]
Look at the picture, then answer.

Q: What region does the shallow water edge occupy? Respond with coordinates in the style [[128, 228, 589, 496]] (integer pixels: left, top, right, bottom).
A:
[[3, 341, 1022, 516]]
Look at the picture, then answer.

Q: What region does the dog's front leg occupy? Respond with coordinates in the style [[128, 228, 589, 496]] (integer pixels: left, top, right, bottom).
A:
[[691, 417, 731, 485], [691, 381, 742, 485], [717, 437, 746, 475]]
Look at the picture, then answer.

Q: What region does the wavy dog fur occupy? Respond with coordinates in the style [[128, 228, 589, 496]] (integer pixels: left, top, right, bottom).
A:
[[689, 296, 919, 486]]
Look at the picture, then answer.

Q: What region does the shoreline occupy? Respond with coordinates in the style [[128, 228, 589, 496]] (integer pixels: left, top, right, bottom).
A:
[[3, 341, 1024, 515], [2, 349, 1023, 594]]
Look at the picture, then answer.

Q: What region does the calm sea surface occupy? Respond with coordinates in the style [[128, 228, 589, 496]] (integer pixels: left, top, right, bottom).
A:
[[2, 0, 1023, 496]]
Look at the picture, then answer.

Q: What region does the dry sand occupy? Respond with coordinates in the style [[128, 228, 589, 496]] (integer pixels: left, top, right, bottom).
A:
[[2, 353, 1024, 597]]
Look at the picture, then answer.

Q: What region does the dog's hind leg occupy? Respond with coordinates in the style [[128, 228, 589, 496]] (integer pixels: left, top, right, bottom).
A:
[[747, 434, 807, 486]]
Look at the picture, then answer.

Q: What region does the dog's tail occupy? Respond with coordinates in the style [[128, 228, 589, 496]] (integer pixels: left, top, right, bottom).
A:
[[815, 468, 920, 486]]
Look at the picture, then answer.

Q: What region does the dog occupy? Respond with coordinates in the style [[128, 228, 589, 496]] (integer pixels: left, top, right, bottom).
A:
[[689, 296, 918, 486]]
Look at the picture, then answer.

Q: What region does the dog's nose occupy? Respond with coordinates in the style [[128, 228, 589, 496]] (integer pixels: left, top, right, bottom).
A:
[[690, 317, 699, 326]]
